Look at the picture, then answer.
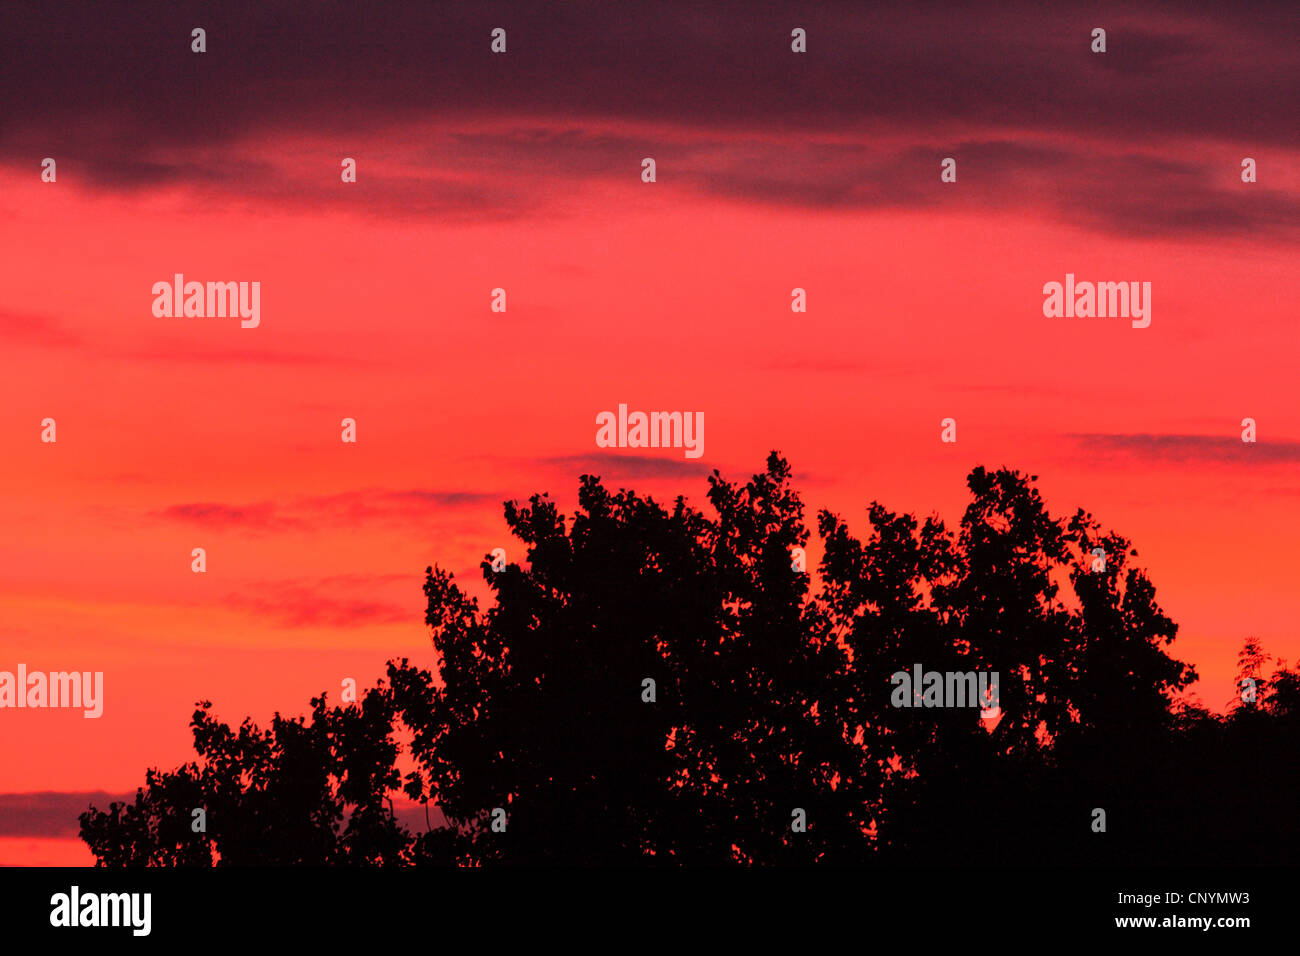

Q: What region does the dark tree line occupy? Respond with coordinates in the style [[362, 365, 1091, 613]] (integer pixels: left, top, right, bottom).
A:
[[81, 454, 1300, 865]]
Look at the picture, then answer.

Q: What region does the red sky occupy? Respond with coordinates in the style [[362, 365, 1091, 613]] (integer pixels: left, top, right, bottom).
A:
[[1, 1, 1297, 864]]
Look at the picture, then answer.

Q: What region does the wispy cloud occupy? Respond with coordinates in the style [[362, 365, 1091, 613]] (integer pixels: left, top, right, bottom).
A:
[[120, 342, 382, 368], [156, 488, 502, 530], [0, 311, 82, 349], [543, 452, 713, 481], [1073, 433, 1300, 463], [0, 792, 133, 838], [221, 574, 415, 628], [161, 502, 280, 527]]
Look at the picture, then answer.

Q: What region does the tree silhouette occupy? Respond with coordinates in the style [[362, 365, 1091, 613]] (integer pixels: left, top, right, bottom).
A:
[[391, 455, 860, 864], [81, 455, 1299, 866], [80, 687, 409, 865]]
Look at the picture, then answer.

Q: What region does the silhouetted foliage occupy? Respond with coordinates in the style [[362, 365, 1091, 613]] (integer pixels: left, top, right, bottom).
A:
[[81, 455, 1300, 865], [80, 687, 408, 865]]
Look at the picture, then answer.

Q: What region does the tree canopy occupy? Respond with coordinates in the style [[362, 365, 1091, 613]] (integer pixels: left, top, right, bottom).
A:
[[81, 455, 1300, 866]]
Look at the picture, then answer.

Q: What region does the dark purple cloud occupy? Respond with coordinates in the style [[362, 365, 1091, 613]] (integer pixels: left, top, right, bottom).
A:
[[682, 139, 1300, 241], [2, 1, 1293, 142], [0, 1, 1293, 238], [2, 0, 1289, 239]]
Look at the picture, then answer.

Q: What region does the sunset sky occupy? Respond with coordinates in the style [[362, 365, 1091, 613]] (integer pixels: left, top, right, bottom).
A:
[[1, 0, 1296, 864]]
